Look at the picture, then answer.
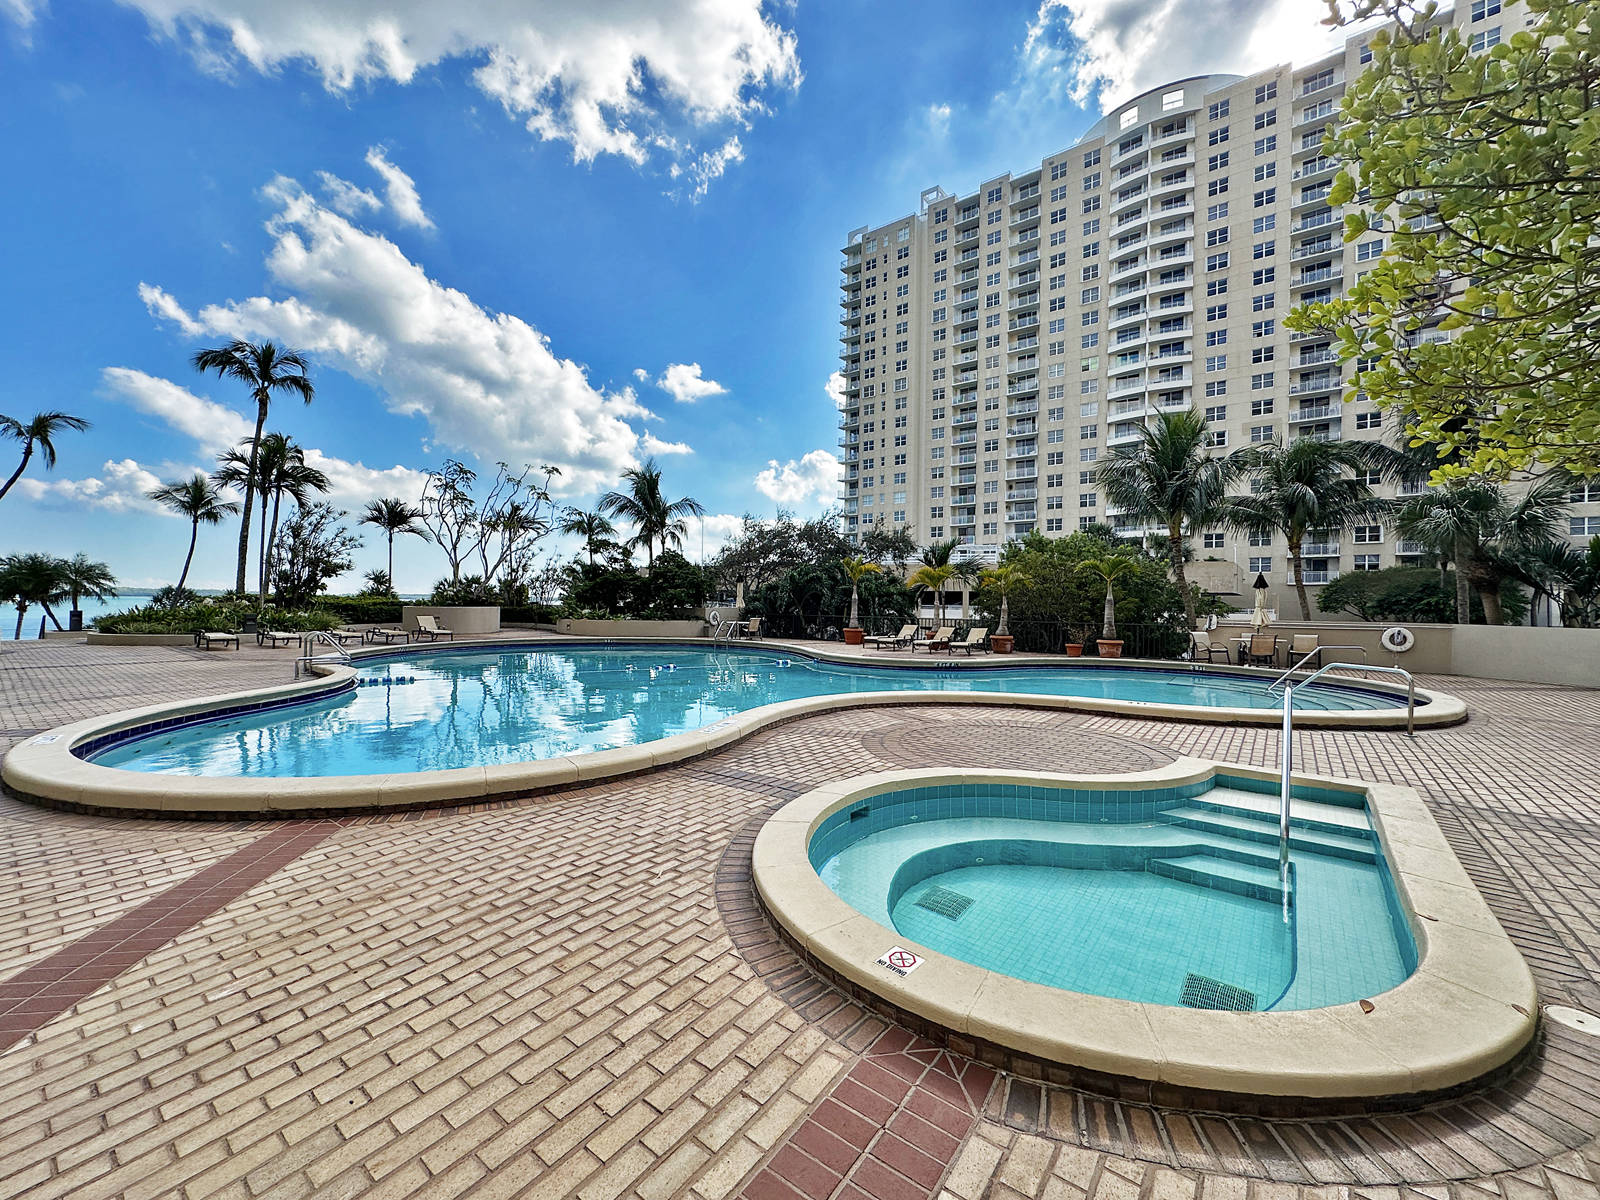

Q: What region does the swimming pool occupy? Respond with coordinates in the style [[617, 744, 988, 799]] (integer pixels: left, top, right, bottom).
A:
[[89, 643, 1416, 778]]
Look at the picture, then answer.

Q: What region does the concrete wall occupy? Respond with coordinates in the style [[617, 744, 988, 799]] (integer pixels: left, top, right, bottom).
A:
[[85, 632, 198, 647], [555, 618, 708, 639], [401, 606, 500, 635]]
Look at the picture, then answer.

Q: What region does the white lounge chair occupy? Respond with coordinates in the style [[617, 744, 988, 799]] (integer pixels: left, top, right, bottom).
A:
[[867, 624, 917, 650], [366, 627, 411, 644], [414, 615, 455, 642], [914, 626, 955, 653], [948, 626, 990, 655], [194, 631, 239, 651], [257, 629, 303, 648]]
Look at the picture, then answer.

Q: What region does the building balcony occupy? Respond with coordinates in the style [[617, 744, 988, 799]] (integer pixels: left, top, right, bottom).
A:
[[1293, 265, 1344, 289], [951, 432, 978, 446], [1292, 157, 1338, 181], [1289, 378, 1340, 396], [1397, 540, 1430, 556], [1285, 569, 1340, 585], [1292, 240, 1337, 262], [952, 411, 978, 427], [1008, 313, 1040, 332], [1288, 404, 1339, 423], [1008, 422, 1038, 438], [1300, 541, 1340, 557], [1108, 426, 1145, 446], [1007, 486, 1037, 502], [1293, 348, 1338, 368], [1008, 508, 1038, 522], [1293, 210, 1338, 234], [1005, 466, 1039, 481], [1108, 376, 1147, 398], [1009, 336, 1039, 353], [1007, 399, 1039, 416], [1006, 445, 1038, 460], [1007, 378, 1040, 396]]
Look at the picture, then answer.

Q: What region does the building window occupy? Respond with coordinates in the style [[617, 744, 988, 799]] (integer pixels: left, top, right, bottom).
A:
[[1572, 517, 1600, 536], [1203, 532, 1225, 549], [1353, 526, 1383, 544], [1208, 99, 1230, 121], [1354, 554, 1381, 571], [1249, 556, 1272, 574], [1355, 411, 1381, 430], [1250, 424, 1275, 443], [1469, 27, 1501, 52], [1251, 397, 1275, 416]]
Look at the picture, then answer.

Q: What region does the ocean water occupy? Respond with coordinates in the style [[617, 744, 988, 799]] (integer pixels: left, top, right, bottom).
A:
[[0, 595, 131, 640]]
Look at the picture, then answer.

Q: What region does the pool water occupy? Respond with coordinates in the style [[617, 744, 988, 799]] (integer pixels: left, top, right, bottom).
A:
[[810, 778, 1417, 1011], [91, 644, 1410, 778]]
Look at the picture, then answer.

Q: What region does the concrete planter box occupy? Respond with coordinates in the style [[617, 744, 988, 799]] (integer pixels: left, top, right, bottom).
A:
[[555, 618, 708, 638], [401, 605, 500, 635], [85, 632, 198, 647]]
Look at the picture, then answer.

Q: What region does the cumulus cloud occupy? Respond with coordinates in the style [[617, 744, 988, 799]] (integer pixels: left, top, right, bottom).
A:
[[698, 512, 745, 557], [15, 458, 166, 514], [1023, 0, 1372, 111], [640, 433, 693, 456], [825, 370, 847, 411], [364, 146, 432, 230], [100, 0, 800, 185], [655, 362, 727, 404], [316, 170, 381, 218], [141, 175, 664, 494], [136, 282, 204, 337], [753, 448, 840, 508]]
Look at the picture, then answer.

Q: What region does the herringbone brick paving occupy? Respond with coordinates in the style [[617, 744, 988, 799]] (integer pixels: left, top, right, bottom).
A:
[[0, 637, 1596, 1200]]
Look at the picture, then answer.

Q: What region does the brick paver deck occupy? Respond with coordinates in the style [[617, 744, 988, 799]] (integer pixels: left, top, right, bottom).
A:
[[0, 636, 1598, 1200]]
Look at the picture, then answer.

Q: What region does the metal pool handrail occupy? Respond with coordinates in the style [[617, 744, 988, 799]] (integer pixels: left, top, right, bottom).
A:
[[1270, 661, 1417, 895], [294, 631, 352, 679]]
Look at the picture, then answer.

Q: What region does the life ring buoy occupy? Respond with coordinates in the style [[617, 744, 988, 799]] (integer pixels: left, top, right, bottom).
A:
[[1381, 626, 1416, 653]]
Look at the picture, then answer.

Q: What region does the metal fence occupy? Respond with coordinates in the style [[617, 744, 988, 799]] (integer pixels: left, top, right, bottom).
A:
[[772, 612, 1187, 659]]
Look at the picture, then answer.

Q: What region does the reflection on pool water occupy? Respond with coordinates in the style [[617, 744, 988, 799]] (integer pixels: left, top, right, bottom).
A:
[[91, 644, 1411, 779], [809, 778, 1417, 1011]]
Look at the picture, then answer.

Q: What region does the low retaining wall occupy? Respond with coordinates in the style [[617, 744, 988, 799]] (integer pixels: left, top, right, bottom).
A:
[[555, 618, 707, 638], [401, 606, 500, 635], [85, 632, 198, 647]]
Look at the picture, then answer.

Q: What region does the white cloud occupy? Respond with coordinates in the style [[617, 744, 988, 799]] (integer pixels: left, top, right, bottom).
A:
[[698, 512, 744, 557], [753, 448, 840, 508], [655, 361, 727, 404], [142, 175, 661, 494], [825, 369, 847, 411], [136, 283, 204, 337], [364, 146, 432, 230], [15, 458, 166, 514], [926, 103, 952, 135], [2, 0, 40, 32], [640, 433, 693, 456], [103, 0, 800, 185], [316, 170, 381, 218], [632, 367, 650, 382], [679, 135, 744, 202], [1023, 0, 1375, 111]]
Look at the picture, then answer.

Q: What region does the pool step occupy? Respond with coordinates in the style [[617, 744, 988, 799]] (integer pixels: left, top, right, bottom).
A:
[[1148, 853, 1289, 904], [1193, 786, 1371, 836], [1161, 806, 1376, 863]]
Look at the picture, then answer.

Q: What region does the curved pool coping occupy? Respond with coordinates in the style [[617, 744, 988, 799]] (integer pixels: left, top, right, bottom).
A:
[[0, 637, 1466, 819], [752, 757, 1537, 1102]]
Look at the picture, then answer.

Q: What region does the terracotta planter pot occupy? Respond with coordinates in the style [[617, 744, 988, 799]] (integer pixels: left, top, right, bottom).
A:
[[990, 634, 1014, 654], [1097, 639, 1124, 658], [1063, 643, 1084, 657], [842, 627, 864, 645]]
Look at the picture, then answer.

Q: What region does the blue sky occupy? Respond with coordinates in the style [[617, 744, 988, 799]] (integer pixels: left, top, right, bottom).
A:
[[0, 0, 1338, 592]]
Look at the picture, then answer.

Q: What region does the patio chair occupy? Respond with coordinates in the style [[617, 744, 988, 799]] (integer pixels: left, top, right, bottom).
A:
[[329, 628, 367, 646], [1190, 630, 1232, 664], [867, 624, 917, 650], [257, 629, 304, 648], [414, 614, 455, 642], [1289, 633, 1322, 668], [1243, 633, 1281, 667], [740, 617, 763, 640], [915, 626, 955, 653], [366, 627, 412, 644], [194, 631, 239, 651], [948, 626, 990, 655]]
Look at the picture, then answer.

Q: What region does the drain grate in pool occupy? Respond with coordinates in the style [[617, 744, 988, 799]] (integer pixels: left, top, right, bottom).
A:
[[1180, 973, 1257, 1012], [914, 886, 975, 920]]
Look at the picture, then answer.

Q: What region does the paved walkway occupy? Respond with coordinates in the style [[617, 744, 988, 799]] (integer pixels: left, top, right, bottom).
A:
[[0, 637, 1598, 1200]]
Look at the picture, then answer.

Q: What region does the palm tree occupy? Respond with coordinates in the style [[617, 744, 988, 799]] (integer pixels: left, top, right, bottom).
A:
[[0, 412, 92, 503], [840, 556, 882, 629], [192, 340, 314, 595], [147, 474, 240, 593], [1078, 556, 1138, 642], [979, 563, 1029, 636], [558, 507, 619, 566], [1224, 438, 1400, 621], [1396, 474, 1572, 624], [906, 563, 955, 627], [360, 497, 430, 587], [598, 457, 707, 570], [1095, 408, 1240, 631], [0, 553, 68, 639], [59, 554, 117, 629]]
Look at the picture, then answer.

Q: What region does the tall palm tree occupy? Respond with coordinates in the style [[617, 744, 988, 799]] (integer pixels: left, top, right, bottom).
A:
[[1095, 408, 1240, 630], [979, 563, 1029, 636], [360, 497, 430, 586], [0, 411, 92, 503], [192, 340, 314, 595], [1396, 473, 1572, 625], [0, 553, 68, 640], [147, 474, 240, 593], [59, 554, 117, 628], [558, 507, 619, 566], [840, 556, 881, 629], [906, 563, 955, 627], [1079, 556, 1138, 642], [598, 457, 707, 570], [1225, 438, 1400, 620]]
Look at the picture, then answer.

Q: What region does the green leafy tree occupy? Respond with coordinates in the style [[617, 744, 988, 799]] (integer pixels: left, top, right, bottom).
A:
[[59, 554, 117, 623], [599, 457, 706, 571], [1290, 0, 1600, 477], [1317, 564, 1519, 624], [360, 497, 430, 586], [147, 474, 240, 593], [710, 512, 853, 594], [1224, 438, 1399, 620], [0, 411, 91, 503], [859, 521, 918, 569], [1095, 408, 1241, 631], [192, 340, 315, 595], [0, 553, 68, 639], [270, 502, 361, 608], [841, 556, 881, 628], [558, 507, 619, 567]]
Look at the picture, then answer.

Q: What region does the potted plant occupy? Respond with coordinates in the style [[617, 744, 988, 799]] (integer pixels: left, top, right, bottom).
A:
[[1063, 640, 1084, 656], [978, 563, 1028, 654], [840, 556, 881, 645], [1079, 556, 1136, 658]]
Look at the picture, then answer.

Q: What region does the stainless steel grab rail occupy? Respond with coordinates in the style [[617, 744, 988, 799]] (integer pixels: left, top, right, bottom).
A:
[[294, 631, 353, 678]]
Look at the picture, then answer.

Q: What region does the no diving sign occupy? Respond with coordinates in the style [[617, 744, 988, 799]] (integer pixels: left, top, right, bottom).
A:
[[875, 947, 923, 977]]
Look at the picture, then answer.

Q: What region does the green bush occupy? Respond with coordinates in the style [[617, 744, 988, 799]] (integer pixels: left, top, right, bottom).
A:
[[1316, 566, 1526, 624], [501, 604, 559, 624], [312, 595, 405, 623], [95, 601, 342, 635]]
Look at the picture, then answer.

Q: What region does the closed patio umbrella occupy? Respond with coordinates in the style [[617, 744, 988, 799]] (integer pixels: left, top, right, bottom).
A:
[[1250, 572, 1271, 631]]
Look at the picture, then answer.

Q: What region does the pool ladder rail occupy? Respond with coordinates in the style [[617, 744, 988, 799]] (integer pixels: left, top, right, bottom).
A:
[[293, 631, 353, 679], [1265, 653, 1416, 903]]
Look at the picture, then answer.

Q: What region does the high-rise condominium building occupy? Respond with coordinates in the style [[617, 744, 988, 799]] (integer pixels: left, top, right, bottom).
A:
[[836, 1, 1597, 595]]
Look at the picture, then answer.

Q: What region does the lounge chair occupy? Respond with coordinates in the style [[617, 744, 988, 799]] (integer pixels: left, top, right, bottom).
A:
[[1244, 633, 1280, 667], [366, 626, 411, 644], [194, 631, 239, 651], [414, 614, 455, 642], [257, 629, 303, 648], [915, 626, 955, 653], [1289, 633, 1321, 668], [329, 628, 367, 646], [739, 617, 763, 640], [867, 624, 917, 650], [1190, 630, 1232, 664], [948, 626, 990, 655]]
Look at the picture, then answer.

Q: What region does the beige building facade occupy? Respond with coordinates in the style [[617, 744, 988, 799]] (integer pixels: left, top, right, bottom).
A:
[[837, 1, 1595, 601]]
